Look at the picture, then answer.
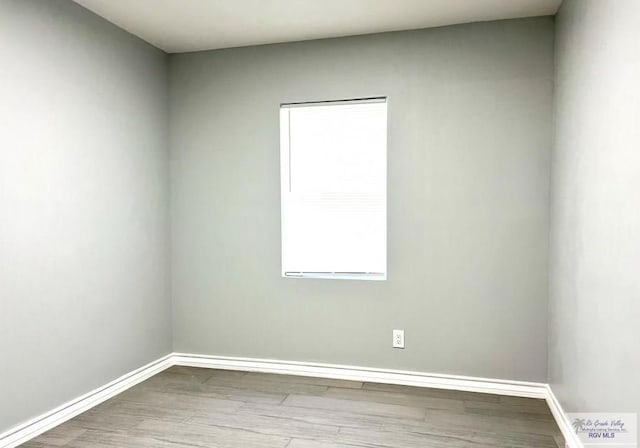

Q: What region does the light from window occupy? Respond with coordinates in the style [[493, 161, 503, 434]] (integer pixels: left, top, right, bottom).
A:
[[280, 98, 387, 280]]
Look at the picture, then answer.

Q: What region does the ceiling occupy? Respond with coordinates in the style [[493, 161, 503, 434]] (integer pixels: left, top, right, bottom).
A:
[[73, 0, 562, 53]]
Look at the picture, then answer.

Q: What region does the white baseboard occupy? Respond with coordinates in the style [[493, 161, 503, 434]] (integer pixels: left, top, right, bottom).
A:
[[173, 352, 549, 398], [0, 352, 580, 448], [545, 385, 583, 448], [0, 354, 173, 448]]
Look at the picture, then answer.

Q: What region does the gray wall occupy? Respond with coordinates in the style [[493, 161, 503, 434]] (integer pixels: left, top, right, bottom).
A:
[[169, 18, 554, 382], [549, 0, 640, 412], [0, 0, 171, 433]]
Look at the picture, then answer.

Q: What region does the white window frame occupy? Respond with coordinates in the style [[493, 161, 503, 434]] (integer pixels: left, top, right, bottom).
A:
[[280, 97, 388, 281]]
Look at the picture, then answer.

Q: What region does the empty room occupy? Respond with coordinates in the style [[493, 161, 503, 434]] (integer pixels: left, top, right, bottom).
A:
[[0, 0, 638, 447]]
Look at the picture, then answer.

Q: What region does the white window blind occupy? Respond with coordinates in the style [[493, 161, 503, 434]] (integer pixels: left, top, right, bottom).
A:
[[280, 98, 387, 280]]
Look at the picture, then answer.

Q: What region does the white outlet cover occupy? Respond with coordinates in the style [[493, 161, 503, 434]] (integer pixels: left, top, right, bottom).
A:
[[393, 329, 405, 349]]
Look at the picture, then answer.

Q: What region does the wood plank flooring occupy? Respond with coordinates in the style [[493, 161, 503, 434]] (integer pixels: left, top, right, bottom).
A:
[[22, 366, 565, 447]]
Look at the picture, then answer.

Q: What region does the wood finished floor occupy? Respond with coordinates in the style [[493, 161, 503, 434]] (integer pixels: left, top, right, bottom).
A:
[[23, 366, 565, 447]]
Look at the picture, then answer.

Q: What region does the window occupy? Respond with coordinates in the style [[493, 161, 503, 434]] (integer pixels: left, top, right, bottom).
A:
[[280, 98, 387, 280]]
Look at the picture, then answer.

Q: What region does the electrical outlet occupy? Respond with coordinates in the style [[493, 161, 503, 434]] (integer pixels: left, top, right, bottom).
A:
[[393, 329, 405, 349]]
